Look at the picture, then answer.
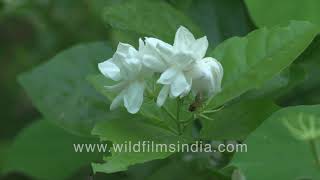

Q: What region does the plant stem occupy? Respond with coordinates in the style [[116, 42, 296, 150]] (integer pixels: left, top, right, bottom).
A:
[[309, 139, 320, 168], [198, 113, 215, 121], [176, 99, 182, 135], [145, 85, 155, 100], [202, 105, 225, 114]]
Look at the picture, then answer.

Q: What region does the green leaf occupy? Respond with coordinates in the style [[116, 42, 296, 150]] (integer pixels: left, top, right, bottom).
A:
[[102, 0, 201, 42], [231, 105, 320, 179], [87, 74, 193, 134], [200, 99, 279, 140], [176, 0, 254, 47], [245, 0, 320, 28], [145, 156, 228, 180], [18, 42, 120, 136], [2, 120, 103, 180], [242, 65, 306, 101], [280, 36, 320, 105], [205, 21, 318, 109], [92, 117, 192, 174]]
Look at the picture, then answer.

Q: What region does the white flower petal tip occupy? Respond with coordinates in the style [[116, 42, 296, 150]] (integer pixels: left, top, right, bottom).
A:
[[175, 26, 196, 44], [124, 81, 144, 114], [157, 85, 170, 107], [170, 72, 190, 97], [157, 68, 178, 85], [192, 36, 209, 59], [98, 60, 121, 81]]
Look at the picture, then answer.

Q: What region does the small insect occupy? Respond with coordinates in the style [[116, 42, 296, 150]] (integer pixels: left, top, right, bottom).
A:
[[189, 93, 203, 112]]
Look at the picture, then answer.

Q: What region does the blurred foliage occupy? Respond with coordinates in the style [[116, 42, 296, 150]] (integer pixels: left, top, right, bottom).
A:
[[245, 0, 320, 28], [0, 0, 111, 178], [0, 0, 108, 140], [2, 0, 320, 179], [1, 119, 103, 180], [172, 0, 255, 47]]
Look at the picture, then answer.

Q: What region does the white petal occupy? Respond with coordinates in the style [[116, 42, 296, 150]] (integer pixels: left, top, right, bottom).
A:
[[124, 81, 144, 114], [170, 72, 190, 97], [204, 57, 224, 84], [192, 73, 213, 95], [174, 26, 196, 51], [145, 38, 172, 61], [185, 61, 205, 79], [157, 67, 178, 85], [191, 36, 208, 59], [98, 59, 121, 81], [117, 42, 134, 54], [172, 52, 195, 70], [138, 38, 145, 52], [180, 76, 192, 97], [115, 43, 139, 61], [110, 91, 125, 110], [157, 85, 170, 107], [128, 46, 139, 57], [105, 81, 127, 92], [118, 57, 142, 80], [143, 55, 167, 72], [191, 57, 223, 95], [145, 37, 167, 47], [156, 43, 175, 63]]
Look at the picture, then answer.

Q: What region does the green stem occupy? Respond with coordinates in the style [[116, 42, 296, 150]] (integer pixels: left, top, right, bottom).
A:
[[202, 105, 225, 114], [176, 99, 182, 135], [198, 113, 215, 121], [309, 139, 320, 168], [145, 85, 154, 99]]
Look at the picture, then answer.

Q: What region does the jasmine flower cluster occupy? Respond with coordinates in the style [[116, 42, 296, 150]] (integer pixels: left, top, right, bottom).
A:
[[98, 26, 223, 114]]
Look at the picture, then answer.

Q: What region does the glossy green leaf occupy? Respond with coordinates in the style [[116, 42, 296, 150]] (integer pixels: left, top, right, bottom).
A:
[[245, 0, 320, 28], [231, 105, 320, 179], [205, 21, 318, 109], [200, 100, 279, 140], [2, 120, 102, 180], [18, 42, 120, 136], [102, 0, 201, 42], [92, 117, 192, 174]]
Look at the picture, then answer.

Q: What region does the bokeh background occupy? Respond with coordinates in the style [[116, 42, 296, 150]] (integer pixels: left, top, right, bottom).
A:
[[0, 0, 108, 179], [1, 0, 320, 179]]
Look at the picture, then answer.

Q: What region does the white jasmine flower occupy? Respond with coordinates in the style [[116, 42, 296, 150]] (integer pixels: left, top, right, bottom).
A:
[[144, 26, 223, 106], [98, 42, 150, 114], [140, 37, 170, 73], [98, 26, 224, 112], [191, 57, 223, 96]]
